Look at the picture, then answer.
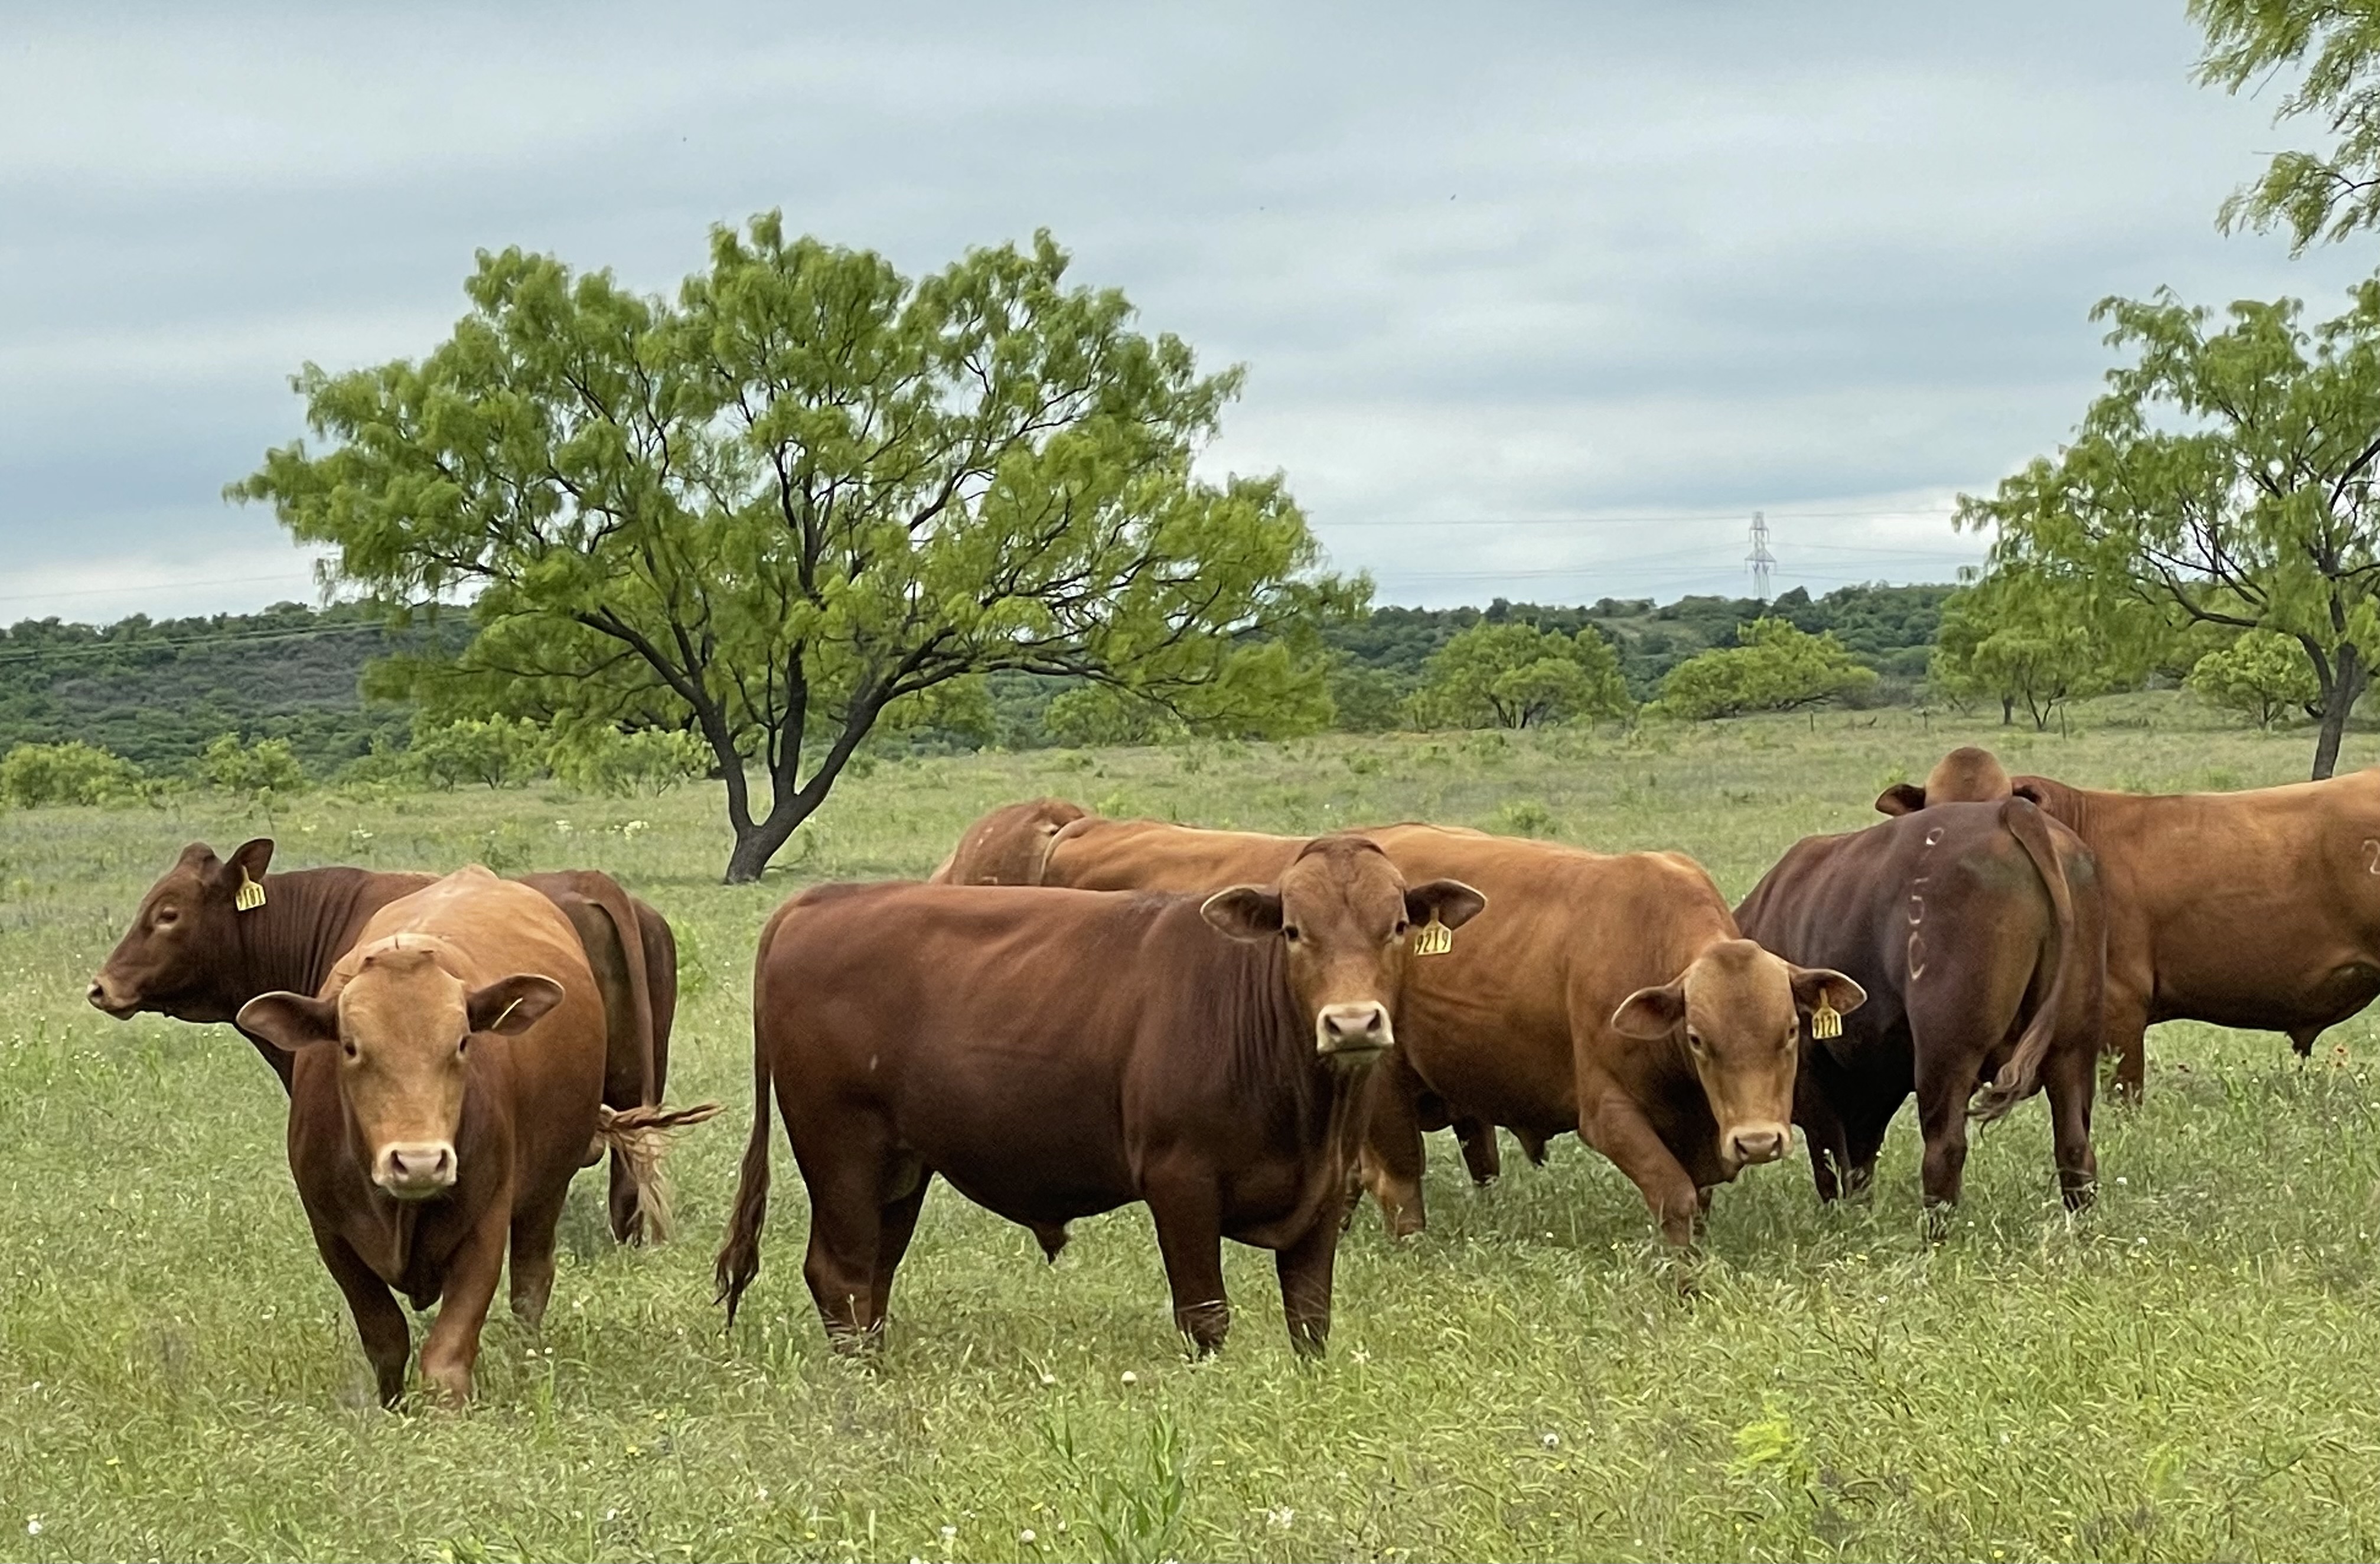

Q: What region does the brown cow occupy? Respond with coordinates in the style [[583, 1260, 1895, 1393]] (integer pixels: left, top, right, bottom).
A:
[[944, 805, 1530, 1186], [1737, 796, 2105, 1219], [715, 835, 1485, 1356], [1879, 746, 2380, 1099], [236, 867, 717, 1404], [87, 838, 682, 1242], [926, 796, 1087, 884], [949, 808, 1863, 1245]]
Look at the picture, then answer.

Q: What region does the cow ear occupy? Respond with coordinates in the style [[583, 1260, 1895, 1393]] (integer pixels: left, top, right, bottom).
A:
[[1611, 980, 1686, 1039], [1201, 885, 1284, 941], [467, 974, 566, 1035], [1788, 965, 1867, 1019], [1406, 879, 1486, 932], [1875, 783, 1928, 816], [217, 838, 275, 894], [236, 991, 341, 1053], [2011, 782, 2048, 805]]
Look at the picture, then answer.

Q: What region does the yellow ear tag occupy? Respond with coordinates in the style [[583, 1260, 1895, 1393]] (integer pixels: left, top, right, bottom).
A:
[[1811, 1001, 1841, 1040], [234, 870, 267, 913], [1412, 916, 1452, 957]]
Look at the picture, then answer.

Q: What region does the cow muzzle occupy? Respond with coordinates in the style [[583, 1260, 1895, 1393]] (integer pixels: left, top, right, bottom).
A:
[[86, 975, 138, 1019], [373, 1141, 458, 1199], [1315, 1001, 1393, 1058], [1724, 1123, 1791, 1169]]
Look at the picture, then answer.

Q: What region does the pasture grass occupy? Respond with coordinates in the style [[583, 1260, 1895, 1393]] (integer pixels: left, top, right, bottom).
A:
[[6, 696, 2380, 1559]]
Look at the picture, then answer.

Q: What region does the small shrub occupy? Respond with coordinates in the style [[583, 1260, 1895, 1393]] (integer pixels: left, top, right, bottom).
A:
[[194, 733, 308, 799], [0, 742, 148, 808], [549, 725, 709, 796]]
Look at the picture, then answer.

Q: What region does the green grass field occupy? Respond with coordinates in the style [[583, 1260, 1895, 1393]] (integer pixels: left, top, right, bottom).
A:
[[8, 696, 2380, 1562]]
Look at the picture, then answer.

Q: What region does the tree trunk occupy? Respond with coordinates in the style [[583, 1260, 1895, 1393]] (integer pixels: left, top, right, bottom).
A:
[[2311, 641, 2366, 781], [2000, 696, 2014, 726], [723, 808, 806, 884]]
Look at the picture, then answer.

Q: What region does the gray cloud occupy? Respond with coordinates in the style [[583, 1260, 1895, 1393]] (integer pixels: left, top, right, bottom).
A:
[[1, 1, 2370, 621]]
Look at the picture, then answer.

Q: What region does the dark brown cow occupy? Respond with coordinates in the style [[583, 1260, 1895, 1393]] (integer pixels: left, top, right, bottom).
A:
[[947, 808, 1862, 1245], [1879, 746, 2380, 1099], [940, 805, 1530, 1188], [715, 835, 1485, 1356], [1736, 796, 2105, 1219], [237, 867, 717, 1404], [87, 838, 682, 1242], [927, 796, 1087, 884]]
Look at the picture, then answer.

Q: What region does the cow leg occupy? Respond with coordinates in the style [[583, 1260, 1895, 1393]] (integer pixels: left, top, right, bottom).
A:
[[2290, 1024, 2325, 1060], [1453, 1116, 1503, 1186], [1579, 1092, 1701, 1246], [1794, 1064, 1854, 1203], [1145, 1174, 1231, 1354], [416, 1198, 510, 1406], [1838, 1091, 1902, 1200], [2044, 1033, 2098, 1212], [315, 1227, 410, 1408], [866, 1174, 933, 1335], [507, 1178, 570, 1327], [800, 1152, 894, 1356], [2103, 990, 2149, 1103], [1274, 1205, 1345, 1359], [1357, 1054, 1430, 1238]]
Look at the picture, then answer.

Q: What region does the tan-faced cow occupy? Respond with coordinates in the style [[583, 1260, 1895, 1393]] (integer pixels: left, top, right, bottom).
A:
[[715, 835, 1485, 1356], [943, 807, 1862, 1245], [1878, 746, 2380, 1099], [1737, 795, 2105, 1219], [88, 838, 682, 1242], [236, 866, 718, 1404]]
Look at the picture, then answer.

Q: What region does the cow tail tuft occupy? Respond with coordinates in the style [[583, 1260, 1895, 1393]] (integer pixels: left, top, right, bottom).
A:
[[596, 1100, 723, 1244], [1971, 797, 2079, 1122]]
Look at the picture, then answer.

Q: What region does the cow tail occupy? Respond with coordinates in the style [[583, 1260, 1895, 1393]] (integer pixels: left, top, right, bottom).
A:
[[715, 909, 787, 1327], [596, 1099, 723, 1244], [1971, 796, 2079, 1122]]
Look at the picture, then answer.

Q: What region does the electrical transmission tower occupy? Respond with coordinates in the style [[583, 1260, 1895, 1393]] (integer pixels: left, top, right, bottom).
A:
[[1747, 510, 1774, 602]]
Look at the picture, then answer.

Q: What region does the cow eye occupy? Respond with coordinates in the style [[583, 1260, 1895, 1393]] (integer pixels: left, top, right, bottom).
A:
[[153, 907, 178, 926], [1283, 926, 1303, 943], [457, 1034, 470, 1056], [342, 1041, 360, 1061], [1685, 1030, 1706, 1053]]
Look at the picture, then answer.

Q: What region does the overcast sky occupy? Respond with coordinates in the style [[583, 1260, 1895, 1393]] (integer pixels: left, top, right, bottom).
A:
[[1, 1, 2369, 624]]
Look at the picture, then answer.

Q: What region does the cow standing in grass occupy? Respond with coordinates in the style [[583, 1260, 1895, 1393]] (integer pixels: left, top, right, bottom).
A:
[[1738, 791, 2106, 1219], [716, 834, 1484, 1356], [236, 866, 717, 1404], [88, 838, 682, 1242]]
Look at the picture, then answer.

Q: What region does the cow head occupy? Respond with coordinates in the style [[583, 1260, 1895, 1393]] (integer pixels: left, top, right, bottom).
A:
[[88, 838, 276, 1019], [1201, 833, 1486, 1061], [1612, 939, 1866, 1176], [1876, 747, 2043, 815], [236, 941, 561, 1199]]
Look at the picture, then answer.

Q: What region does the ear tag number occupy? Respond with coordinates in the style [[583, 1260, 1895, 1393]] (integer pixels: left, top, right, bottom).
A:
[[235, 870, 267, 913], [1412, 917, 1452, 957], [1811, 1001, 1841, 1040]]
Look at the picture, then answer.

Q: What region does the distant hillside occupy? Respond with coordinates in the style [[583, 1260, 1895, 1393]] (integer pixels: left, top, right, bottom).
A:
[[0, 582, 1957, 772], [0, 602, 468, 775]]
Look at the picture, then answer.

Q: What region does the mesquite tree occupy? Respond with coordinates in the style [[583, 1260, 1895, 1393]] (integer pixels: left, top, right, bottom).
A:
[[237, 217, 1351, 880]]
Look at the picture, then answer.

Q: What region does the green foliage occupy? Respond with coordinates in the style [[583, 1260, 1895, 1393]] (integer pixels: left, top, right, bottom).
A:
[[1960, 281, 2380, 776], [193, 733, 309, 799], [1407, 621, 1632, 730], [1651, 618, 1879, 719], [546, 723, 712, 795], [1929, 570, 2141, 729], [2195, 0, 2380, 251], [1044, 1412, 1191, 1564], [1325, 661, 1406, 733], [2188, 629, 2322, 727], [407, 714, 549, 790], [0, 740, 147, 808], [235, 214, 1351, 880]]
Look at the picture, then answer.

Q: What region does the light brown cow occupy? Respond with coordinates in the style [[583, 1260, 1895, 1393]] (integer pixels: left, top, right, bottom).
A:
[[948, 807, 1861, 1243], [237, 867, 716, 1404], [1880, 746, 2380, 1098]]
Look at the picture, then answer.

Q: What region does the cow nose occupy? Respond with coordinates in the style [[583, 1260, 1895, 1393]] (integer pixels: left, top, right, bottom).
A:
[[1727, 1126, 1789, 1165], [1316, 1001, 1392, 1054], [86, 979, 107, 1008], [376, 1142, 457, 1197]]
